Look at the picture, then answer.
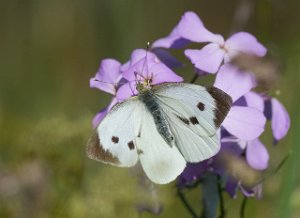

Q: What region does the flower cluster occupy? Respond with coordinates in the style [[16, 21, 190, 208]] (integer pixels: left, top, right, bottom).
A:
[[90, 11, 290, 199]]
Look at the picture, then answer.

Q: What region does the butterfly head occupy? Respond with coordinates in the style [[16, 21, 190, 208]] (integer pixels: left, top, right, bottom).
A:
[[136, 77, 152, 93]]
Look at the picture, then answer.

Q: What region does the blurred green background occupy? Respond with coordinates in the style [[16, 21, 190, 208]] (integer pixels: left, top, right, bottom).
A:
[[0, 0, 299, 217]]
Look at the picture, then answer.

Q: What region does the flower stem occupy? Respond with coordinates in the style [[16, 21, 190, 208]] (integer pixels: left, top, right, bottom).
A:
[[217, 175, 226, 218], [190, 73, 199, 84], [240, 196, 248, 218], [177, 188, 198, 218]]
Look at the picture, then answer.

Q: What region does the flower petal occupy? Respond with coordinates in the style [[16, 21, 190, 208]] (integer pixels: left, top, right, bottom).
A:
[[225, 32, 267, 59], [152, 25, 190, 49], [150, 63, 183, 84], [246, 139, 269, 170], [130, 49, 156, 65], [225, 176, 238, 198], [122, 50, 154, 81], [264, 98, 272, 120], [116, 82, 137, 101], [240, 183, 263, 199], [221, 140, 244, 155], [223, 106, 266, 140], [271, 98, 290, 140], [178, 11, 223, 43], [90, 59, 122, 95], [151, 48, 183, 68], [214, 64, 256, 102], [120, 60, 130, 72], [123, 49, 183, 84], [177, 162, 210, 187], [244, 92, 264, 112], [185, 43, 225, 73], [92, 108, 107, 128]]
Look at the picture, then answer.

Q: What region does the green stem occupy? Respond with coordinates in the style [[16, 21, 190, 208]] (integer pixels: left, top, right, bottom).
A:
[[217, 175, 226, 218], [240, 196, 248, 218], [177, 188, 198, 218], [190, 73, 199, 84]]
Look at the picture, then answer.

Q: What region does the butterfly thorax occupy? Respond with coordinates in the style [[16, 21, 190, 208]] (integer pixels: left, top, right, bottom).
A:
[[138, 89, 175, 147]]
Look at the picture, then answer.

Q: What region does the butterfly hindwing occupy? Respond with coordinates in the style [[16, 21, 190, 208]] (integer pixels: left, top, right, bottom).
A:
[[136, 108, 186, 184], [153, 83, 232, 162], [87, 97, 143, 167]]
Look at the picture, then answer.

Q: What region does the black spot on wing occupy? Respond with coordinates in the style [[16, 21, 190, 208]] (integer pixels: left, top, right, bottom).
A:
[[189, 116, 199, 125], [86, 132, 120, 164], [177, 115, 190, 125], [111, 136, 119, 144], [128, 141, 135, 150], [197, 102, 205, 111], [206, 86, 233, 128]]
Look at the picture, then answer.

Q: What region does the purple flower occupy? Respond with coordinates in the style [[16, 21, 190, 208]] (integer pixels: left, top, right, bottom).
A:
[[117, 49, 183, 101], [214, 64, 266, 140], [180, 12, 267, 73], [152, 24, 190, 49], [122, 49, 183, 83], [245, 91, 290, 142], [153, 11, 267, 74], [153, 12, 220, 49], [89, 59, 123, 127], [90, 59, 123, 94], [188, 31, 266, 74], [214, 64, 270, 170]]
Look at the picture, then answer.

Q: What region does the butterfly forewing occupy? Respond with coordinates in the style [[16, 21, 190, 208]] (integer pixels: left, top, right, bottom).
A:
[[153, 83, 232, 162], [87, 97, 142, 167]]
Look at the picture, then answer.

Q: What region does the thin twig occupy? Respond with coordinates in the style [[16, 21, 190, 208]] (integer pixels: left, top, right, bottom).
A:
[[217, 175, 226, 218], [240, 196, 248, 218], [177, 188, 198, 218]]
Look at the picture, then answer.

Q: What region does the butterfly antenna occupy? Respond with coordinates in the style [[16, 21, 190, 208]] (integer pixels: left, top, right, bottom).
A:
[[93, 78, 130, 87], [128, 81, 136, 96], [93, 79, 118, 86], [134, 71, 139, 85], [141, 42, 151, 79]]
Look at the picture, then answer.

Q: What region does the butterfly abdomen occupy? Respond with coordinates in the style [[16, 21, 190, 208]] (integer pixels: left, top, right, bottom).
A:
[[139, 90, 174, 146]]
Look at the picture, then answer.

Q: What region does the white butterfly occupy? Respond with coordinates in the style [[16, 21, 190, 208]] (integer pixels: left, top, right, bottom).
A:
[[87, 81, 232, 184]]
